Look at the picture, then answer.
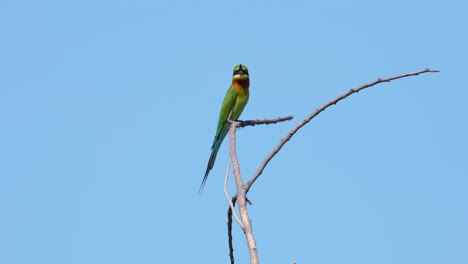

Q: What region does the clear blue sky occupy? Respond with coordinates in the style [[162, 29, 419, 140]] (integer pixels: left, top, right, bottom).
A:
[[1, 1, 466, 263]]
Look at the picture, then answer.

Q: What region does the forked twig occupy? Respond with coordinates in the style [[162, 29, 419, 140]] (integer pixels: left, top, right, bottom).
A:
[[229, 122, 259, 264], [225, 68, 440, 264]]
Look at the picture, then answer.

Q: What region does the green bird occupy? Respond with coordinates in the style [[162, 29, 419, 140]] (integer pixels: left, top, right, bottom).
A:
[[199, 64, 250, 194]]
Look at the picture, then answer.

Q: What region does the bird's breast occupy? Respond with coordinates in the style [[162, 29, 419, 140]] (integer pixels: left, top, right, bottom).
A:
[[232, 77, 250, 92]]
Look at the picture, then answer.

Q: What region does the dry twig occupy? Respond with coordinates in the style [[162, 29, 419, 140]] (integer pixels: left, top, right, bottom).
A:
[[225, 68, 440, 264], [229, 121, 259, 264], [224, 164, 243, 228], [244, 68, 439, 192]]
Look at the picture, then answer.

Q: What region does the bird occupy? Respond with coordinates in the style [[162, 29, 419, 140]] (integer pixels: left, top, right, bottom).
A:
[[199, 64, 250, 194]]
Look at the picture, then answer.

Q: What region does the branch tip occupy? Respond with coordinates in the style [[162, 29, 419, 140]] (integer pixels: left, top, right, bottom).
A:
[[244, 68, 439, 193]]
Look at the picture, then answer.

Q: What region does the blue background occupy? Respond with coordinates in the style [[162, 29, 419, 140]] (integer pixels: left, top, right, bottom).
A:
[[1, 1, 466, 263]]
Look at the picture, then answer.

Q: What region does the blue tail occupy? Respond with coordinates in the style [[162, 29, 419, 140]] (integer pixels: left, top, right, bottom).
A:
[[199, 140, 222, 195]]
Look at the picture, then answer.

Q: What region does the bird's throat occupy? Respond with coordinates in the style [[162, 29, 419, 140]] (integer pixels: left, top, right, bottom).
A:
[[232, 77, 250, 91]]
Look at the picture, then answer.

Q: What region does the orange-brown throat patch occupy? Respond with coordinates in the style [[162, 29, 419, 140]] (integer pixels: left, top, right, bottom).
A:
[[232, 76, 250, 91]]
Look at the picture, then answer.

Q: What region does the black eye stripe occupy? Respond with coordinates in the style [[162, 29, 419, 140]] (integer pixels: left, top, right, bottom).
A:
[[233, 69, 249, 76]]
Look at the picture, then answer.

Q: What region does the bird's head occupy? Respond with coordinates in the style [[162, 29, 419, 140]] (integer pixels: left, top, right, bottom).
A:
[[232, 64, 249, 78]]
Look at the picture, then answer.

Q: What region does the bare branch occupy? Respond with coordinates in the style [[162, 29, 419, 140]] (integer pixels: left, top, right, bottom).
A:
[[229, 122, 259, 264], [244, 68, 440, 192], [226, 163, 239, 264], [225, 117, 292, 264], [224, 68, 440, 263], [238, 116, 294, 128], [224, 164, 244, 228], [227, 197, 237, 264]]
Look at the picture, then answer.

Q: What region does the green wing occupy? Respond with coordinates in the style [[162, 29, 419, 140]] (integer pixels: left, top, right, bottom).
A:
[[211, 86, 238, 149]]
